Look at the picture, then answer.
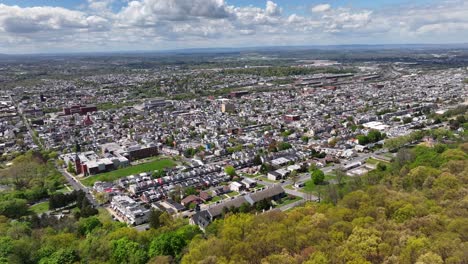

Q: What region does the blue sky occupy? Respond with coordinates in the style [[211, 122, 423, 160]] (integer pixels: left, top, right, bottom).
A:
[[0, 0, 466, 53]]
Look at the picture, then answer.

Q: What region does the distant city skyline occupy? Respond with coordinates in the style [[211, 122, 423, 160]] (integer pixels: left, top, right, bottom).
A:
[[0, 0, 467, 54]]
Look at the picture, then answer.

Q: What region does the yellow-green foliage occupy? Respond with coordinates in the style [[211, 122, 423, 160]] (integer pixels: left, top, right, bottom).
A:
[[182, 143, 468, 264]]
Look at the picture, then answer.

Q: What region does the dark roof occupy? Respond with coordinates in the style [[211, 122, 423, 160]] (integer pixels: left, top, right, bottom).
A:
[[207, 196, 249, 217], [181, 195, 201, 205], [249, 185, 285, 203], [191, 210, 211, 229], [268, 171, 281, 177], [165, 199, 185, 211]]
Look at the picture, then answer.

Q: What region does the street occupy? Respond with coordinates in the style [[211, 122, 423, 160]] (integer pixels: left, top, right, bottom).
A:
[[57, 166, 100, 208]]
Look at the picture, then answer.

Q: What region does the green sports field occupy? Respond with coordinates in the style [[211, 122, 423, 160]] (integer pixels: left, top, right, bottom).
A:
[[80, 158, 176, 186]]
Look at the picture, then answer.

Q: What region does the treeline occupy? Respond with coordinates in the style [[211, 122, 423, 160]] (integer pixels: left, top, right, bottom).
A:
[[0, 151, 64, 219], [182, 142, 468, 263], [384, 128, 454, 150], [0, 208, 201, 264], [357, 130, 386, 145], [49, 190, 98, 218], [221, 66, 354, 77]]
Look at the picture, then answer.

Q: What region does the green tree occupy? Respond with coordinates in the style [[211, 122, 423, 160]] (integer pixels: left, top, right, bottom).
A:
[[311, 170, 325, 185], [78, 216, 102, 236], [39, 249, 78, 264], [111, 237, 147, 264], [149, 209, 162, 229], [149, 232, 186, 258], [0, 199, 29, 219], [224, 165, 236, 177]]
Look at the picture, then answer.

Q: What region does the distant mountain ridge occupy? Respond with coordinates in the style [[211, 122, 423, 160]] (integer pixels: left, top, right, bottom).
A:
[[2, 43, 468, 57]]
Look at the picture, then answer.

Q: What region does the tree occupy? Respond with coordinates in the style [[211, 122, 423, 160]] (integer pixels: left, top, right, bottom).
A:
[[289, 170, 299, 186], [416, 252, 443, 264], [312, 170, 325, 185], [78, 216, 102, 235], [0, 199, 29, 219], [239, 202, 251, 213], [149, 232, 186, 258], [39, 249, 78, 264], [149, 209, 162, 229], [367, 130, 383, 143], [253, 155, 262, 166], [224, 165, 236, 177], [256, 199, 271, 211], [67, 162, 75, 174], [334, 167, 346, 185], [111, 237, 147, 264], [356, 135, 369, 145]]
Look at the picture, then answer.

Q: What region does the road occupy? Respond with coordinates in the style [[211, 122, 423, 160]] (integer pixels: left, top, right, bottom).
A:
[[255, 151, 387, 210], [57, 166, 100, 208]]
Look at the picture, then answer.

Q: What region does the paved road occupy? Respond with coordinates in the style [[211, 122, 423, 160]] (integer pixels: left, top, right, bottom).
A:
[[57, 166, 100, 208], [255, 151, 388, 209], [11, 94, 45, 150], [278, 199, 306, 211]]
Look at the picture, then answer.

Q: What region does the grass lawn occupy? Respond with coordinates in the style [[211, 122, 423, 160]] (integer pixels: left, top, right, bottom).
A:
[[206, 195, 223, 204], [258, 176, 276, 183], [30, 202, 49, 214], [81, 159, 176, 186], [284, 184, 294, 190], [274, 196, 302, 208], [226, 191, 239, 197], [303, 180, 331, 194], [54, 185, 72, 194], [254, 183, 265, 189], [241, 173, 259, 178]]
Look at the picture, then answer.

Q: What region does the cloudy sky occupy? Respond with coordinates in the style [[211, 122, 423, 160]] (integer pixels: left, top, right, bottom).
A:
[[0, 0, 467, 54]]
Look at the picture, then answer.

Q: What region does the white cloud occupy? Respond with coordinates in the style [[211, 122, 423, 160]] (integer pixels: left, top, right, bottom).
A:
[[266, 1, 281, 17], [0, 4, 108, 34], [1, 0, 468, 53], [311, 4, 331, 13]]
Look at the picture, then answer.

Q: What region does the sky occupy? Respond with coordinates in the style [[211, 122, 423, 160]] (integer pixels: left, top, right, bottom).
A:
[[0, 0, 467, 54]]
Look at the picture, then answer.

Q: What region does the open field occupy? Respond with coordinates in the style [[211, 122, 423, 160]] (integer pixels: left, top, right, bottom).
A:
[[30, 202, 49, 214], [81, 158, 176, 186]]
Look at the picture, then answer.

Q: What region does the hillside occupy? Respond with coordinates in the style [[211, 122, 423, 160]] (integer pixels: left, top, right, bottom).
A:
[[182, 143, 468, 264]]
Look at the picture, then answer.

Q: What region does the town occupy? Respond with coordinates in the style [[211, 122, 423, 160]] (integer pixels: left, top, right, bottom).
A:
[[1, 53, 467, 230]]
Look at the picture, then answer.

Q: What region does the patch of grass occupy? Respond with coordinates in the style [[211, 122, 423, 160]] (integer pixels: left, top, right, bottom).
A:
[[259, 176, 276, 183], [206, 196, 223, 204], [366, 158, 380, 165], [254, 184, 265, 189], [54, 185, 72, 194], [240, 173, 258, 178], [284, 184, 294, 190], [226, 191, 239, 197], [81, 159, 176, 186], [30, 202, 49, 214], [303, 180, 316, 193], [274, 196, 302, 208], [302, 180, 331, 194]]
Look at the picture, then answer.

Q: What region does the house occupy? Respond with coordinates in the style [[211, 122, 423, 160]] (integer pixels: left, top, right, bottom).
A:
[[230, 181, 245, 192], [181, 195, 202, 207], [199, 191, 212, 202], [111, 195, 150, 226], [159, 199, 186, 213], [190, 185, 286, 230], [271, 157, 290, 167], [267, 171, 282, 181], [241, 177, 257, 188]]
